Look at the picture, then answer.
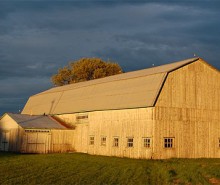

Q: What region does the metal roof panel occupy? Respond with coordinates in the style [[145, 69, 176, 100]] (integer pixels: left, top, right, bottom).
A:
[[22, 58, 199, 115]]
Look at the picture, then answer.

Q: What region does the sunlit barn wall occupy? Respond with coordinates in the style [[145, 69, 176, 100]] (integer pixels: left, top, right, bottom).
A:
[[154, 59, 220, 158], [0, 114, 75, 153], [0, 114, 23, 152], [57, 107, 155, 159], [57, 59, 220, 159]]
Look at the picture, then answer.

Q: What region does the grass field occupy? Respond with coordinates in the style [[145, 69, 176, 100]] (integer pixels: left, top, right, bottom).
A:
[[0, 152, 220, 185]]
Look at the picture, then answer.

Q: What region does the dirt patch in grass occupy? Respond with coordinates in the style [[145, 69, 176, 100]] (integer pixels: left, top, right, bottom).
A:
[[209, 178, 220, 184]]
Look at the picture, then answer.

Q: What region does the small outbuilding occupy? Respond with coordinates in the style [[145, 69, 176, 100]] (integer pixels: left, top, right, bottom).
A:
[[0, 113, 75, 153]]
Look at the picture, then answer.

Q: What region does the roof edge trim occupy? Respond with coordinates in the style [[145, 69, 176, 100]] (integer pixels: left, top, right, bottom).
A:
[[152, 57, 200, 106], [33, 106, 156, 116], [167, 57, 199, 73], [0, 112, 9, 120], [153, 73, 169, 107], [198, 58, 220, 73]]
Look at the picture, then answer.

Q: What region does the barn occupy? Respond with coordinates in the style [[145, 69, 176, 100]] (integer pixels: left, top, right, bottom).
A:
[[0, 113, 75, 153], [1, 57, 219, 159]]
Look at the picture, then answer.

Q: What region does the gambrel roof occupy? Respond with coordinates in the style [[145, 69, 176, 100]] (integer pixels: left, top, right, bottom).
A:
[[22, 58, 199, 115]]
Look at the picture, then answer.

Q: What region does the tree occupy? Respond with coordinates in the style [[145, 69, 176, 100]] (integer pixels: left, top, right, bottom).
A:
[[51, 58, 123, 86]]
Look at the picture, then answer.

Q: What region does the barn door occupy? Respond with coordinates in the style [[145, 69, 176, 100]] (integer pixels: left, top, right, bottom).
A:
[[74, 124, 88, 153], [35, 132, 50, 153], [0, 131, 10, 151], [22, 130, 50, 153], [27, 132, 38, 153]]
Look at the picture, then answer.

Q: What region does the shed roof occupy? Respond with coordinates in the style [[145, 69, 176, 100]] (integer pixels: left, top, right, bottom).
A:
[[7, 113, 68, 129], [22, 57, 199, 115]]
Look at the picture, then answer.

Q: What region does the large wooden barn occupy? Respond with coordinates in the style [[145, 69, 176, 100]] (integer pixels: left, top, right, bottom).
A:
[[0, 57, 219, 159]]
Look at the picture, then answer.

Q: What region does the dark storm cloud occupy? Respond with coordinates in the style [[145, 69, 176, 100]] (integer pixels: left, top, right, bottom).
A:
[[0, 76, 51, 114], [94, 2, 220, 70], [0, 1, 219, 115]]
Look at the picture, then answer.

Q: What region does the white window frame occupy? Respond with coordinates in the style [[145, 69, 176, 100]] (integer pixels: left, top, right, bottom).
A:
[[164, 137, 174, 148], [76, 113, 89, 124], [101, 136, 106, 146], [113, 137, 119, 147], [89, 136, 95, 145], [127, 137, 134, 148], [143, 137, 151, 148]]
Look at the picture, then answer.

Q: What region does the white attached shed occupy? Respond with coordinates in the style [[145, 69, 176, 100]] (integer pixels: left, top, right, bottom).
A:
[[0, 113, 75, 153]]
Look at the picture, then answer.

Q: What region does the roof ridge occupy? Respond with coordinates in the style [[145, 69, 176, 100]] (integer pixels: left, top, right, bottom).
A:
[[33, 57, 198, 97], [21, 57, 200, 115]]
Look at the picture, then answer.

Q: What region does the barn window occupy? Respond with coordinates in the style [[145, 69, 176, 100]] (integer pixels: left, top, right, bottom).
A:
[[25, 130, 50, 133], [143, 137, 151, 148], [76, 114, 88, 120], [76, 113, 88, 124], [127, 137, 134, 147], [164, 138, 174, 148], [89, 136, 95, 145], [101, 136, 106, 146], [113, 137, 119, 147]]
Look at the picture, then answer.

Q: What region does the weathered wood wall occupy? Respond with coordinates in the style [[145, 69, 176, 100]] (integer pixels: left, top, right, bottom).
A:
[[20, 130, 75, 153], [57, 114, 89, 153], [21, 130, 51, 153], [0, 115, 23, 152], [50, 130, 75, 153], [0, 114, 75, 153], [154, 59, 220, 158], [0, 128, 24, 152], [88, 108, 154, 158], [58, 108, 155, 159]]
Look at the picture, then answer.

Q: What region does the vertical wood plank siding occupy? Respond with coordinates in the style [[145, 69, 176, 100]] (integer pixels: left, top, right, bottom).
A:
[[154, 59, 220, 158], [58, 108, 155, 159]]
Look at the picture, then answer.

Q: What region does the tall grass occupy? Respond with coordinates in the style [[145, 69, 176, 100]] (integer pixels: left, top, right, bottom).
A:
[[0, 152, 219, 185]]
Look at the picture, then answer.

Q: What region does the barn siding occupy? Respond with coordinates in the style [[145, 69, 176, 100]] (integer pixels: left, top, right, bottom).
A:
[[57, 107, 155, 159], [0, 115, 23, 152], [0, 114, 75, 153], [20, 130, 75, 154], [154, 59, 220, 158], [156, 60, 219, 110], [21, 130, 51, 153], [50, 130, 75, 153], [8, 127, 24, 152]]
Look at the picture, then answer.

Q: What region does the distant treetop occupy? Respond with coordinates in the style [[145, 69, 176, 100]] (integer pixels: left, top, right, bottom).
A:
[[51, 58, 123, 86]]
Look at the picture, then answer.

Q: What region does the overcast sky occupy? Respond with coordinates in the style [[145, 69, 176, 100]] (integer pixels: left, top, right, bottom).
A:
[[0, 1, 220, 115]]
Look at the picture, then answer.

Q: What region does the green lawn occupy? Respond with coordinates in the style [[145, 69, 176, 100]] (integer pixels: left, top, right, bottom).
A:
[[0, 152, 219, 185]]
